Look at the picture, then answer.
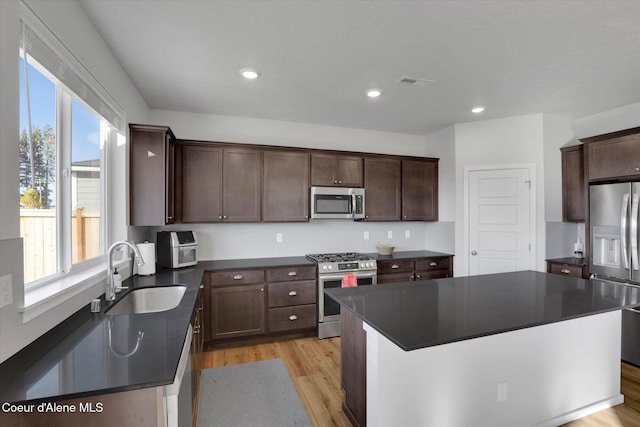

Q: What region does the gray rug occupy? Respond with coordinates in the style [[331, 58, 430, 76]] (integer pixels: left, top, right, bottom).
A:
[[197, 358, 312, 427]]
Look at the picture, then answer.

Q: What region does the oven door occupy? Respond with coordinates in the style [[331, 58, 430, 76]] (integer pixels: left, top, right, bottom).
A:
[[318, 271, 377, 323]]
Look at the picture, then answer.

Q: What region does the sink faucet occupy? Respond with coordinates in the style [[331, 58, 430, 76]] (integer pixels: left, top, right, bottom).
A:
[[106, 241, 145, 301]]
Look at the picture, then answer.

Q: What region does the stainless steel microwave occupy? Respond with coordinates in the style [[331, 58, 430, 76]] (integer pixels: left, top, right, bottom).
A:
[[310, 187, 365, 220]]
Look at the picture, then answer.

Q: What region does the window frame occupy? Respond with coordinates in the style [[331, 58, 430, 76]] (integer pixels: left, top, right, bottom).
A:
[[19, 2, 124, 300], [20, 57, 112, 291]]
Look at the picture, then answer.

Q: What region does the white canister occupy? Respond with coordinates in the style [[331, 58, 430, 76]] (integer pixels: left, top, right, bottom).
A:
[[136, 242, 156, 275]]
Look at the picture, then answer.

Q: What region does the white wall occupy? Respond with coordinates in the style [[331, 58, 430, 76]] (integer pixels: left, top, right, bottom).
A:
[[453, 114, 546, 275], [145, 110, 455, 257], [0, 0, 149, 362], [575, 102, 640, 139]]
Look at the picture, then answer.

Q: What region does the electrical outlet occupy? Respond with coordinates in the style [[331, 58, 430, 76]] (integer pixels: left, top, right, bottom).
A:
[[405, 230, 411, 239], [364, 231, 370, 240], [387, 230, 393, 239], [276, 233, 283, 243], [497, 382, 508, 402], [0, 275, 12, 309]]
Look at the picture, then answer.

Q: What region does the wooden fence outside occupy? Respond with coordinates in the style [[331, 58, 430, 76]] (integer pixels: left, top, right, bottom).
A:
[[20, 209, 101, 283]]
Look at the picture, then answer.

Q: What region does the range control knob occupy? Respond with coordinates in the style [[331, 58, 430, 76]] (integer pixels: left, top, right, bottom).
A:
[[327, 265, 333, 270], [322, 265, 328, 271]]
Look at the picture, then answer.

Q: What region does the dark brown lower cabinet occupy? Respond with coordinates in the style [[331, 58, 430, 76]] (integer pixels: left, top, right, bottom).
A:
[[191, 285, 204, 423], [377, 256, 453, 284], [210, 284, 266, 340], [341, 309, 367, 427]]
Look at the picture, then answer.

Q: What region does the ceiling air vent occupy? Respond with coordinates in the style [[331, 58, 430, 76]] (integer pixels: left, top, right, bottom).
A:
[[395, 76, 435, 88]]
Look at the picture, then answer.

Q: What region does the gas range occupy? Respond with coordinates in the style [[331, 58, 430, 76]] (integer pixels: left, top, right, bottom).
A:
[[306, 252, 378, 339], [306, 252, 377, 274]]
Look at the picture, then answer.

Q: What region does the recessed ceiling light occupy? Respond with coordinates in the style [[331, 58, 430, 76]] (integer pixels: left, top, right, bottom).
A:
[[239, 68, 260, 79], [366, 89, 382, 98], [471, 106, 486, 113]]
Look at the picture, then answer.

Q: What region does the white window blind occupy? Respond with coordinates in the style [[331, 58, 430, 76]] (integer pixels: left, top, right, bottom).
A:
[[19, 4, 124, 131]]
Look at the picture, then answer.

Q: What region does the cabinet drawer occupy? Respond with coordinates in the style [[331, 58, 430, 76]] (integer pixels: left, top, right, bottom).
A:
[[209, 269, 265, 286], [268, 280, 316, 307], [415, 257, 451, 272], [377, 273, 414, 284], [377, 259, 414, 274], [548, 263, 583, 278], [266, 265, 316, 282], [268, 305, 317, 332], [415, 270, 450, 280]]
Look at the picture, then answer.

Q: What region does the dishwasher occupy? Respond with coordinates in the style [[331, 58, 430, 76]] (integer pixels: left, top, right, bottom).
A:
[[622, 307, 640, 367], [164, 324, 193, 427]]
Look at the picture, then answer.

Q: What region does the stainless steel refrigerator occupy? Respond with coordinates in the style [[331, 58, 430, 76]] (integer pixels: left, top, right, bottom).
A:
[[590, 181, 640, 367]]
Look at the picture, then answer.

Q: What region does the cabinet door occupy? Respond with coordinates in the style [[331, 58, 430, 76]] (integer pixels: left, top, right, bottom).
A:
[[129, 125, 175, 225], [311, 154, 338, 186], [561, 145, 585, 222], [337, 155, 363, 187], [587, 132, 640, 181], [364, 158, 401, 221], [223, 147, 262, 222], [181, 144, 223, 222], [263, 151, 310, 222], [211, 284, 266, 340], [311, 153, 363, 187], [402, 159, 438, 221]]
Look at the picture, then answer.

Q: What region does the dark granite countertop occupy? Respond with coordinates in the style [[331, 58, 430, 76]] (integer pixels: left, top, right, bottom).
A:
[[325, 271, 640, 351], [0, 256, 315, 405], [546, 257, 587, 266], [363, 249, 453, 260]]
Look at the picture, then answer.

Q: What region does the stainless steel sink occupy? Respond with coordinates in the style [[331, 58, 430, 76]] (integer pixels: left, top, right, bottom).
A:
[[106, 285, 187, 315]]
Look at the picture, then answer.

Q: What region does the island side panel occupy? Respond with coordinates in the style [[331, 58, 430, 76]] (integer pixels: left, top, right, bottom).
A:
[[341, 309, 367, 427], [364, 311, 623, 427]]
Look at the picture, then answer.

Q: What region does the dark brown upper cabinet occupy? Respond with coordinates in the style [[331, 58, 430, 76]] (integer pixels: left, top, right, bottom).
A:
[[402, 159, 438, 221], [180, 143, 261, 222], [363, 157, 401, 221], [580, 127, 640, 182], [560, 145, 585, 222], [129, 124, 176, 226], [311, 153, 363, 187], [180, 144, 223, 223], [262, 150, 310, 222]]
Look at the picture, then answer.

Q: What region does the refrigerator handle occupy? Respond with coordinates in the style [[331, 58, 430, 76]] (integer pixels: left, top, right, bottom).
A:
[[621, 193, 630, 270], [631, 193, 639, 271]]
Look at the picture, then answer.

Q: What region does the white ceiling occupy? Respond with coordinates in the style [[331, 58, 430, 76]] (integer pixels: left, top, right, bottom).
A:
[[80, 0, 640, 136]]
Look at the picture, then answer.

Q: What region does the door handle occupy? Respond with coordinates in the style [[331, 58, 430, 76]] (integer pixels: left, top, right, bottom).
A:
[[631, 194, 639, 270], [471, 251, 478, 256], [622, 194, 630, 269]]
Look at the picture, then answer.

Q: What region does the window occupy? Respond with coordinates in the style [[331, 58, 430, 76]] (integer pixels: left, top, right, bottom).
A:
[[19, 5, 124, 288], [19, 56, 108, 285]]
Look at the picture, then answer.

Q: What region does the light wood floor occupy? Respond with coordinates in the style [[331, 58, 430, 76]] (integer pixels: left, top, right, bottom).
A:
[[202, 337, 640, 427]]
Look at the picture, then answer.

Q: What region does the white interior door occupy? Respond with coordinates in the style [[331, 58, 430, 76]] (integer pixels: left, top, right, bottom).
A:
[[468, 168, 532, 275]]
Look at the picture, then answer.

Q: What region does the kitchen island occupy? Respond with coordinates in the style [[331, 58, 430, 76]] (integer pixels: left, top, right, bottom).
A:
[[326, 271, 640, 427]]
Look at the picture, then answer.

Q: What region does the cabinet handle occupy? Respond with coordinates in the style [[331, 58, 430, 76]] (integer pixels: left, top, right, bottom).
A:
[[223, 215, 228, 219], [410, 274, 415, 280], [167, 216, 173, 221], [636, 167, 640, 171], [561, 269, 571, 274], [403, 215, 407, 219], [415, 273, 421, 279], [289, 315, 298, 321], [289, 290, 298, 296], [429, 262, 437, 266], [199, 284, 204, 289], [288, 271, 298, 276], [233, 275, 243, 280], [260, 287, 264, 292], [218, 216, 223, 220], [391, 264, 399, 269], [338, 180, 342, 184], [193, 326, 201, 334], [334, 180, 338, 184]]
